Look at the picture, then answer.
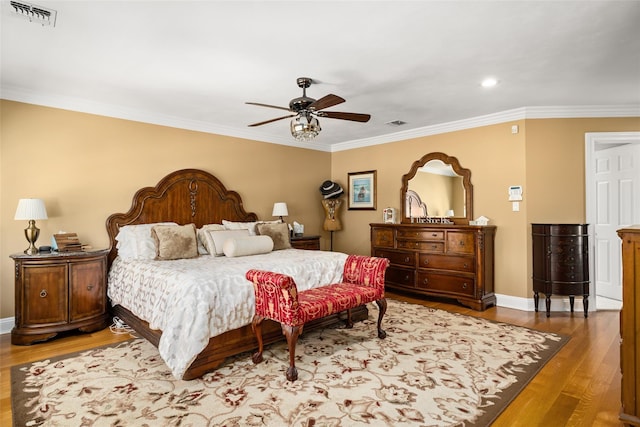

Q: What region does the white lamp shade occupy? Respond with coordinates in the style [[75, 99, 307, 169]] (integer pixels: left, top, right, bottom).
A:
[[14, 198, 48, 220], [272, 202, 289, 217]]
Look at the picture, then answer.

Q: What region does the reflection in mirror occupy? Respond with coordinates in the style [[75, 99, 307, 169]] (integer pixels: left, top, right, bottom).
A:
[[401, 152, 473, 224], [409, 160, 464, 217]]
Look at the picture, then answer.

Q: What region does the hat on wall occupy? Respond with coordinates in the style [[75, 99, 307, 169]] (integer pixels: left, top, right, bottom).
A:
[[319, 180, 344, 199]]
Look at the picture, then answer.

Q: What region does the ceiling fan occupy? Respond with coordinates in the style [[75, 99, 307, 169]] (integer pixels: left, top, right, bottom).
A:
[[246, 77, 371, 142]]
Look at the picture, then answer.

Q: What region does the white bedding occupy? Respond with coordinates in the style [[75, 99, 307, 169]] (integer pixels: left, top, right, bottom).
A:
[[107, 249, 348, 379]]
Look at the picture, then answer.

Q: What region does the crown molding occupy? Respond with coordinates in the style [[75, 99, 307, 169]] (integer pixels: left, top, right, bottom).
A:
[[2, 86, 637, 153]]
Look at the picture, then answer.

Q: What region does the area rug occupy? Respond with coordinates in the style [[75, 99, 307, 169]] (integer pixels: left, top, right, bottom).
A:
[[11, 299, 568, 427]]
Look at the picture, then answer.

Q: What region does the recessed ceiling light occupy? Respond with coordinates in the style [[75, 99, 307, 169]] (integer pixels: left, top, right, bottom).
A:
[[481, 78, 498, 88]]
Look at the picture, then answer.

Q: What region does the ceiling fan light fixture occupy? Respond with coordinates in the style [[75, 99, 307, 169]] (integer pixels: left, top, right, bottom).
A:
[[290, 114, 321, 142]]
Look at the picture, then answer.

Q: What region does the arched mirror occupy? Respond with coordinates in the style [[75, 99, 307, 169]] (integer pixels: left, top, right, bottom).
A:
[[400, 152, 473, 224]]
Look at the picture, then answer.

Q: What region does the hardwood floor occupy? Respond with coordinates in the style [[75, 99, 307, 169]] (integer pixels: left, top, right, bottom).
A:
[[1, 292, 624, 426]]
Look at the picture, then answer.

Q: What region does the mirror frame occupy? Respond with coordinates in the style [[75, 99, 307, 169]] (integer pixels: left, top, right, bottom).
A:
[[400, 152, 473, 224]]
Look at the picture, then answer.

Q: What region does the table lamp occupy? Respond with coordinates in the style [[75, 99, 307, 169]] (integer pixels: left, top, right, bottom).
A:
[[14, 198, 48, 255], [272, 202, 289, 222]]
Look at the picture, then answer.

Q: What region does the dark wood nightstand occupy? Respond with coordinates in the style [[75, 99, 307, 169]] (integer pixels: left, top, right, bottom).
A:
[[10, 249, 110, 345], [290, 235, 320, 250]]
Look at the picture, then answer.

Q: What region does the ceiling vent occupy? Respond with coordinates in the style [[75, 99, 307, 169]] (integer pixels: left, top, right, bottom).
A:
[[9, 1, 57, 27]]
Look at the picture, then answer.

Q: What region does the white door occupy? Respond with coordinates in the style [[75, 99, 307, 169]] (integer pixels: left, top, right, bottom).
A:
[[593, 143, 640, 302]]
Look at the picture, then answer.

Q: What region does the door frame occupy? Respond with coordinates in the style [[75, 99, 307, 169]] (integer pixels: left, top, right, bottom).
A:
[[585, 131, 640, 310]]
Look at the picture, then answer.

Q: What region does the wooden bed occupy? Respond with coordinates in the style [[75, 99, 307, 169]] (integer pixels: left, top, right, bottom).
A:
[[105, 168, 367, 380]]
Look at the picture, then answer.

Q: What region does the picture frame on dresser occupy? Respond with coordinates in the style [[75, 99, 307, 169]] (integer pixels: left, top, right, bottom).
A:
[[348, 170, 377, 210]]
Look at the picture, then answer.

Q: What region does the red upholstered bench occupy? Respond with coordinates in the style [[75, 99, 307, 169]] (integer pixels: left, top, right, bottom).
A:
[[246, 254, 390, 381]]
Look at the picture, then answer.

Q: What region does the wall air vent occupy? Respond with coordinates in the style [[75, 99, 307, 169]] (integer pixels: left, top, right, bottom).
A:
[[9, 1, 57, 27]]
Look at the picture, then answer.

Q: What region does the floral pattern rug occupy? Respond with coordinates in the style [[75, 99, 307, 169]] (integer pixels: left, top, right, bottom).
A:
[[11, 300, 568, 426]]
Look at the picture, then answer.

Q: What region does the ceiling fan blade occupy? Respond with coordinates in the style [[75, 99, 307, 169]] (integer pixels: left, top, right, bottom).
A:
[[308, 94, 345, 111], [248, 114, 296, 127], [318, 111, 371, 123], [246, 102, 291, 112]]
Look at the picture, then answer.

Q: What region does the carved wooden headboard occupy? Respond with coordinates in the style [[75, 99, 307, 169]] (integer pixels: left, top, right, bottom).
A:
[[105, 168, 258, 265]]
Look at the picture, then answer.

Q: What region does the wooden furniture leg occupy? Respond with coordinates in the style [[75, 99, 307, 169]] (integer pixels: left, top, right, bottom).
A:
[[345, 309, 354, 328], [375, 298, 387, 339], [282, 324, 303, 381], [251, 315, 265, 364]]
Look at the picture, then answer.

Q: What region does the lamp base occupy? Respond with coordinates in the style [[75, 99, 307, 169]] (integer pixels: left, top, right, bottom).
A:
[[24, 220, 40, 255]]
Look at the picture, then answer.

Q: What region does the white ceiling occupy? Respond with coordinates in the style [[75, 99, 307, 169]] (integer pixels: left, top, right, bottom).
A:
[[2, 1, 640, 151]]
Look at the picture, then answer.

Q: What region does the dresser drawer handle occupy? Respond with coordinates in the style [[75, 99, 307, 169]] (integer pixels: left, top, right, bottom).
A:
[[462, 283, 468, 289], [431, 233, 438, 237], [39, 289, 47, 298], [431, 245, 438, 249], [87, 284, 94, 291], [422, 278, 428, 286], [423, 259, 429, 265], [459, 241, 465, 247], [404, 257, 410, 263], [463, 263, 469, 269]]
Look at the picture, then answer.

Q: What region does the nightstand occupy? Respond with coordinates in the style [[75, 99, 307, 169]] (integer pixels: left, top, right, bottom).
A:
[[10, 249, 110, 345], [290, 235, 321, 250]]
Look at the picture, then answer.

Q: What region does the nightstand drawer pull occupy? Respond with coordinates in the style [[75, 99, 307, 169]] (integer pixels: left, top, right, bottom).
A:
[[39, 289, 47, 298]]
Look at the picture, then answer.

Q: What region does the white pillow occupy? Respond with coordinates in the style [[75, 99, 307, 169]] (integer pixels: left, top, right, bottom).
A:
[[205, 229, 250, 256], [222, 220, 259, 236], [221, 220, 281, 236], [197, 224, 226, 254], [115, 222, 177, 260], [223, 235, 274, 257]]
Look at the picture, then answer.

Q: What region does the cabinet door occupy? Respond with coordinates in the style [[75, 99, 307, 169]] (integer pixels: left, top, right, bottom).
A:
[[69, 259, 106, 321], [22, 264, 68, 326]]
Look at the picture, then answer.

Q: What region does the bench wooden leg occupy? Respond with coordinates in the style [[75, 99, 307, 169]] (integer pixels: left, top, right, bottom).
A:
[[282, 324, 303, 381], [345, 309, 354, 329], [251, 315, 265, 364], [375, 298, 387, 339]]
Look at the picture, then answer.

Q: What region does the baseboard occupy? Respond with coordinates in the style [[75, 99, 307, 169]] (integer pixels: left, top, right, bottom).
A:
[[495, 293, 598, 313], [0, 317, 15, 335]]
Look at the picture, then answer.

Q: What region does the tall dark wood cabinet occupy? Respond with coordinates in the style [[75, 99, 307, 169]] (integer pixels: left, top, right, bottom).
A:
[[531, 224, 589, 317], [617, 226, 640, 426], [371, 223, 496, 311]]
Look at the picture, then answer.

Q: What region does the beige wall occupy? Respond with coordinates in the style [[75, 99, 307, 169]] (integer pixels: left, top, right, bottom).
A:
[[0, 101, 331, 318], [331, 118, 640, 299], [1, 100, 639, 318]]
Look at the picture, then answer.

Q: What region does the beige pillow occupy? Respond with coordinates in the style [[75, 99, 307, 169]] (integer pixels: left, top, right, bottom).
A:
[[223, 235, 274, 257], [205, 229, 250, 256], [197, 224, 226, 253], [256, 222, 292, 250], [151, 224, 198, 260]]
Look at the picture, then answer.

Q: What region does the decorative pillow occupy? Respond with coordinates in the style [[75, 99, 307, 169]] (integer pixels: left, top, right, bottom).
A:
[[151, 223, 198, 260], [256, 222, 292, 250], [115, 222, 178, 260], [223, 235, 274, 257], [205, 229, 250, 256], [222, 220, 259, 236], [197, 224, 226, 254], [222, 219, 281, 236]]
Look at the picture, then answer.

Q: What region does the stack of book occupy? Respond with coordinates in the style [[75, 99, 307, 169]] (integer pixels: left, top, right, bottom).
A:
[[53, 233, 83, 252]]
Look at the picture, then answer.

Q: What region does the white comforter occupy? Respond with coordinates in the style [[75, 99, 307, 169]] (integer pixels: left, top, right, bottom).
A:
[[107, 249, 348, 379]]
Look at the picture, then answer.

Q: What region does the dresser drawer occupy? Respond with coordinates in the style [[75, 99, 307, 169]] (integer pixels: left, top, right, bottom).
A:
[[397, 240, 445, 252], [385, 266, 415, 288], [373, 249, 415, 267], [416, 272, 475, 297], [397, 229, 444, 240], [419, 253, 475, 273], [371, 228, 394, 248], [446, 231, 475, 255]]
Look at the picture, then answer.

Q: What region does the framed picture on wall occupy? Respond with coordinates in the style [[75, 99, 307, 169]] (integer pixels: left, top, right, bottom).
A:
[[348, 170, 377, 210]]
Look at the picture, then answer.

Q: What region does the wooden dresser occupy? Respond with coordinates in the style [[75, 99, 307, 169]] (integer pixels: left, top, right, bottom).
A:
[[532, 224, 589, 317], [617, 226, 640, 426], [10, 249, 110, 345], [370, 223, 496, 311]]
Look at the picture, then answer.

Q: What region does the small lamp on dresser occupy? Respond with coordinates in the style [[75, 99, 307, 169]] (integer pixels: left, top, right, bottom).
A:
[[14, 198, 48, 255], [272, 202, 289, 222]]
